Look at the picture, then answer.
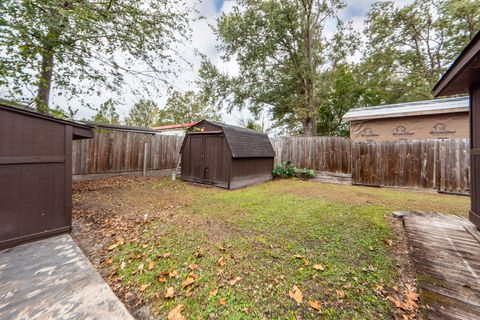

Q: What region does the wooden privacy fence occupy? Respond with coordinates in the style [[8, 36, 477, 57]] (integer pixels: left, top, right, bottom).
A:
[[351, 138, 470, 194], [72, 131, 183, 175], [271, 136, 351, 174], [73, 131, 470, 194], [271, 136, 470, 194]]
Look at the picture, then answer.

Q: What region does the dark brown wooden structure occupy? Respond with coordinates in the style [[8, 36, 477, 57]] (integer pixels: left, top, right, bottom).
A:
[[433, 31, 480, 229], [0, 100, 93, 249], [180, 120, 275, 189]]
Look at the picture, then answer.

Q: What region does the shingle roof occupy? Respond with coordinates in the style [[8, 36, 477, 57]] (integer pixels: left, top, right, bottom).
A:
[[343, 96, 469, 122], [195, 120, 275, 158]]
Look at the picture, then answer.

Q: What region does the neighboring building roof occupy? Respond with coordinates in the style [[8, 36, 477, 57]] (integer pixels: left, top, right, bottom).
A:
[[187, 120, 275, 158], [83, 122, 158, 134], [152, 122, 198, 131], [0, 99, 93, 139], [343, 96, 469, 122], [433, 31, 480, 97]]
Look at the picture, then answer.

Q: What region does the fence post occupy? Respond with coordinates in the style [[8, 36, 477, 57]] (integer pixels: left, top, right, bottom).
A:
[[143, 142, 148, 176]]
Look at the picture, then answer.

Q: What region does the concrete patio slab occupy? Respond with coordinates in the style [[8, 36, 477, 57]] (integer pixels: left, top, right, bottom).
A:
[[0, 235, 133, 320]]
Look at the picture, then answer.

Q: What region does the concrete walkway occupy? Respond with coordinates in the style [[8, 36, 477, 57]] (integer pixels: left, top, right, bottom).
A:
[[0, 235, 133, 320]]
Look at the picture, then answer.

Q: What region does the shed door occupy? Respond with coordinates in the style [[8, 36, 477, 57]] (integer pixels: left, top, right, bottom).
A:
[[470, 87, 480, 228], [187, 134, 222, 183], [203, 135, 222, 182]]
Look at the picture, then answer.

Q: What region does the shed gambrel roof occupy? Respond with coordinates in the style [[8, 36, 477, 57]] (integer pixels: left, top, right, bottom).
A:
[[186, 120, 275, 158], [343, 96, 469, 122]]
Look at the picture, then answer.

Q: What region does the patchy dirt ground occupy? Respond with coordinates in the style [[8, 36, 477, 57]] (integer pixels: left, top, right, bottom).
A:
[[72, 176, 468, 319]]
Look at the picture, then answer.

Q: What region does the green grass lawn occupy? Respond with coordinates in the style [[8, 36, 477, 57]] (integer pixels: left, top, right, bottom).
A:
[[73, 177, 469, 319]]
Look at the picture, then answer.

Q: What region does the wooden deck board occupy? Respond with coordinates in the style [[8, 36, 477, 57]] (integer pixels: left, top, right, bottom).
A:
[[403, 212, 480, 320]]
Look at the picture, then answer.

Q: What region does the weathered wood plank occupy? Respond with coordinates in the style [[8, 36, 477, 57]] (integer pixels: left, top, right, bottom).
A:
[[72, 131, 182, 175], [404, 212, 480, 320]]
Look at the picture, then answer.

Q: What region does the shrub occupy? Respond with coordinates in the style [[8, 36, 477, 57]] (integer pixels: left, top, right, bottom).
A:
[[272, 161, 316, 180], [294, 167, 316, 180], [272, 161, 296, 178]]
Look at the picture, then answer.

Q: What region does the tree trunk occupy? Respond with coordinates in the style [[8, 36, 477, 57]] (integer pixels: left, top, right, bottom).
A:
[[304, 116, 316, 136], [303, 0, 316, 137], [36, 49, 54, 114]]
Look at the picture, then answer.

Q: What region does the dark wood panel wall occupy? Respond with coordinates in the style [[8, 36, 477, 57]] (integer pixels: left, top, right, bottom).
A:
[[470, 87, 480, 225], [0, 109, 70, 248], [230, 158, 274, 189]]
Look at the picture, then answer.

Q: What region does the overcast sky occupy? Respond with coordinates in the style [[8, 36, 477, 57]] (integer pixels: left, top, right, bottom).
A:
[[55, 0, 413, 126]]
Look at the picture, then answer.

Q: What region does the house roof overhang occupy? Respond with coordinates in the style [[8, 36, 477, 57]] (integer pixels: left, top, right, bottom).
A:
[[433, 31, 480, 97]]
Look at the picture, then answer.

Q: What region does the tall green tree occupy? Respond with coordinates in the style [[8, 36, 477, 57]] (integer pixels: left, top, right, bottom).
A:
[[360, 0, 480, 106], [237, 116, 270, 133], [317, 64, 361, 136], [91, 99, 120, 125], [158, 90, 221, 125], [198, 0, 355, 136], [0, 0, 191, 113], [126, 99, 160, 127]]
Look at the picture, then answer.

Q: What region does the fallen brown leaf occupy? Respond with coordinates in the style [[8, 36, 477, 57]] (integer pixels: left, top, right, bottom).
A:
[[308, 300, 322, 311], [313, 264, 325, 271], [209, 289, 218, 296], [148, 261, 155, 270], [159, 277, 167, 283], [405, 291, 419, 309], [217, 257, 225, 267], [185, 288, 194, 297], [289, 285, 303, 304], [188, 263, 198, 271], [140, 283, 150, 292], [165, 286, 175, 299], [384, 239, 393, 246], [107, 238, 124, 251], [163, 252, 171, 258], [168, 304, 185, 320], [182, 276, 195, 288], [336, 290, 345, 299], [219, 298, 227, 305], [387, 296, 406, 310], [229, 276, 242, 286], [169, 270, 179, 278]]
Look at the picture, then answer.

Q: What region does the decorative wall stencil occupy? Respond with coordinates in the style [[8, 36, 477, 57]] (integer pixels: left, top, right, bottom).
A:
[[430, 123, 456, 135], [392, 125, 414, 136], [360, 128, 379, 138]]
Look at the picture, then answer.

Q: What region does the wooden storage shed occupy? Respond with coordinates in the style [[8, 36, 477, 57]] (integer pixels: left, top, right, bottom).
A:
[[180, 120, 275, 189], [433, 31, 480, 229], [0, 100, 93, 249]]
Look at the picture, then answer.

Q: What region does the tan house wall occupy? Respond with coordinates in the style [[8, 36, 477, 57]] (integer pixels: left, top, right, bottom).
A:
[[350, 112, 469, 142]]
